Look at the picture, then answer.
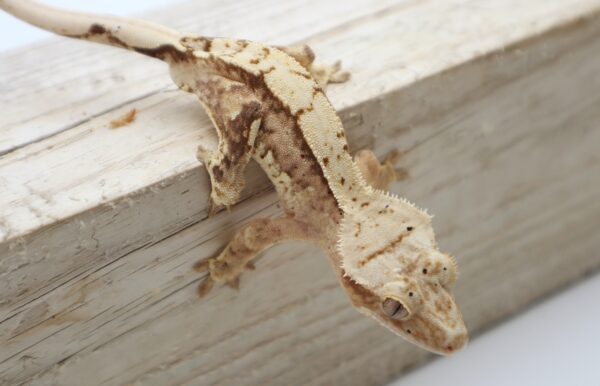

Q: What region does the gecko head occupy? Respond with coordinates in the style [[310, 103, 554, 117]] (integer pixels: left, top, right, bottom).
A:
[[338, 192, 468, 355]]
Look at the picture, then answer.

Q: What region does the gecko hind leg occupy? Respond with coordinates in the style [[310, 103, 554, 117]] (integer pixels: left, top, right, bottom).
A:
[[195, 217, 311, 297], [278, 44, 350, 88], [354, 149, 407, 191]]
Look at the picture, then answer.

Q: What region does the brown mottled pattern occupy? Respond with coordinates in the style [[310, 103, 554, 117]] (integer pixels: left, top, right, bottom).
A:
[[167, 50, 341, 226], [181, 36, 212, 52], [68, 24, 195, 62], [0, 0, 467, 355], [255, 96, 341, 226], [195, 79, 262, 179]]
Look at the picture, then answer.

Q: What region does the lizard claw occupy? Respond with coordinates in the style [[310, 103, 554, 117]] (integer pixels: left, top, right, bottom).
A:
[[196, 144, 211, 164], [227, 277, 241, 291], [328, 60, 351, 83], [198, 276, 215, 297], [207, 196, 220, 218]]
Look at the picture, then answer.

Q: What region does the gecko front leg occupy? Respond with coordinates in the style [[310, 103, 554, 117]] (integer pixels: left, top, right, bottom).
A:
[[195, 217, 312, 296], [277, 44, 350, 88]]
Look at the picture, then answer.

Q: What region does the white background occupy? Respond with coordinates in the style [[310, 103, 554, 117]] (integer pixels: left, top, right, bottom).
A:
[[1, 2, 599, 386]]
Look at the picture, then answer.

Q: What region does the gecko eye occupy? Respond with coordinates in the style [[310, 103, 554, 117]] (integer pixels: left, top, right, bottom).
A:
[[381, 298, 409, 320]]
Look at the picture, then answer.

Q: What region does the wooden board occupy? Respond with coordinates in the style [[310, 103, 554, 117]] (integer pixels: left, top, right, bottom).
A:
[[1, 0, 600, 384]]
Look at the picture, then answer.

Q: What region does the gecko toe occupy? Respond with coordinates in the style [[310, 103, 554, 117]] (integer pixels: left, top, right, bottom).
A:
[[198, 277, 215, 297], [227, 277, 241, 291], [194, 259, 210, 272]]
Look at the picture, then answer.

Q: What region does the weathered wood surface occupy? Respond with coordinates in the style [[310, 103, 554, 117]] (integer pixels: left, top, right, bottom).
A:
[[1, 0, 600, 385]]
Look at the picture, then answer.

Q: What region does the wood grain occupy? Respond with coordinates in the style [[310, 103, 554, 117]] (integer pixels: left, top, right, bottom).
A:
[[1, 0, 599, 385]]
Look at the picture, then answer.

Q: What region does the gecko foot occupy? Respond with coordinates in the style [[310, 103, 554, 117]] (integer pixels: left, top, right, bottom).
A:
[[277, 44, 350, 88], [193, 249, 254, 297], [310, 60, 351, 89], [355, 149, 408, 191], [194, 217, 310, 298]]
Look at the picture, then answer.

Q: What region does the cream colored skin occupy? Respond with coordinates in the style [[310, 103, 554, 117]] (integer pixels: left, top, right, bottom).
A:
[[1, 0, 468, 355]]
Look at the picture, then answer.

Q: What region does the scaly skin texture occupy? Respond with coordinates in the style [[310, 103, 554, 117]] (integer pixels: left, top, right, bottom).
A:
[[1, 0, 468, 355]]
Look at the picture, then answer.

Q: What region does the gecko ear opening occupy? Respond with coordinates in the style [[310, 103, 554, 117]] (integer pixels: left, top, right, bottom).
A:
[[381, 298, 410, 320]]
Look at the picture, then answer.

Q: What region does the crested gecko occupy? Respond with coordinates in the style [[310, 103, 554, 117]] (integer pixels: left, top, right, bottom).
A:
[[0, 0, 468, 355]]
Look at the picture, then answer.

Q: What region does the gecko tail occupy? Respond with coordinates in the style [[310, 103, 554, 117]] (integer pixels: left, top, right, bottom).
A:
[[0, 0, 185, 60]]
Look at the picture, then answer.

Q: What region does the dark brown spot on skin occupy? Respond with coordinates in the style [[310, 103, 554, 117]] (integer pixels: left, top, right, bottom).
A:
[[352, 197, 357, 202], [293, 70, 311, 79], [68, 24, 128, 48], [423, 268, 428, 274], [358, 233, 405, 267], [361, 202, 369, 208], [294, 107, 313, 118], [340, 177, 346, 185], [343, 145, 349, 151], [323, 157, 329, 166], [89, 24, 107, 35], [407, 226, 414, 231], [212, 166, 224, 182], [354, 223, 362, 237]]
